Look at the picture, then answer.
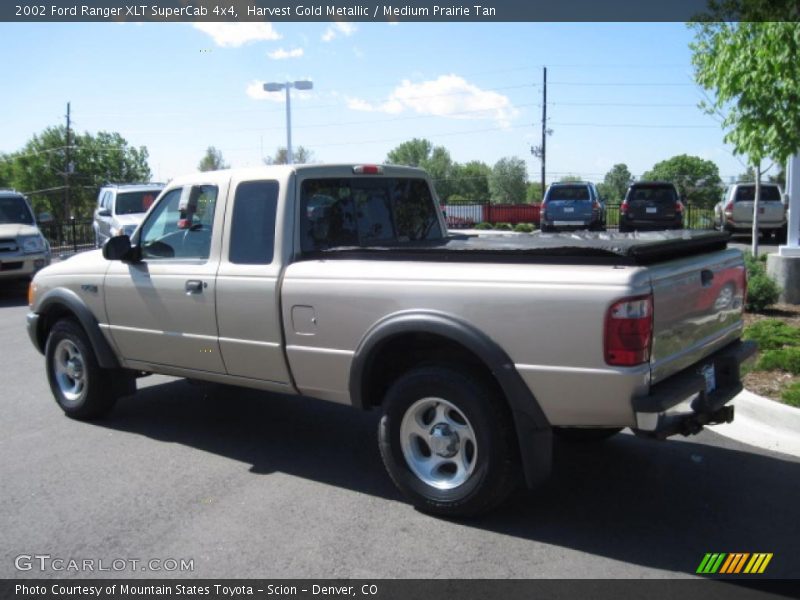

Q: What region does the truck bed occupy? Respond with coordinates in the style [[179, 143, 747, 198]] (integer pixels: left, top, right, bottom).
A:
[[307, 230, 729, 266]]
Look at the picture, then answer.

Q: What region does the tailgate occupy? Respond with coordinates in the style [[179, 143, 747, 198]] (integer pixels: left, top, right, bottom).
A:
[[734, 200, 785, 226], [649, 248, 746, 384], [549, 200, 592, 221]]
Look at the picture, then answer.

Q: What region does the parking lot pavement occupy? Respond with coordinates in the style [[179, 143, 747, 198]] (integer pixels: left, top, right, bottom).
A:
[[2, 285, 799, 579]]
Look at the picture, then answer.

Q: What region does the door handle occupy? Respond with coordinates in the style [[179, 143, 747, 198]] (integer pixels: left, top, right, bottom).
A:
[[185, 279, 204, 294]]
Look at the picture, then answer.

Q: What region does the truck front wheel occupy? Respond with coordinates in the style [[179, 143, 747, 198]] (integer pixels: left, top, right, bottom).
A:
[[45, 319, 133, 420], [378, 366, 518, 517]]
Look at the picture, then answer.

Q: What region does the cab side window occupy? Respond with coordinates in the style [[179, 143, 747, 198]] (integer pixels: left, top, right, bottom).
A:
[[139, 186, 218, 260], [229, 180, 279, 265]]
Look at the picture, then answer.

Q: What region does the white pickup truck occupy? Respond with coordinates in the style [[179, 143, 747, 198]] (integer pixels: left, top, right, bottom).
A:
[[27, 164, 755, 516]]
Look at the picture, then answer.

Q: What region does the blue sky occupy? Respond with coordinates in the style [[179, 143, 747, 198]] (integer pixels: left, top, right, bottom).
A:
[[0, 21, 760, 184]]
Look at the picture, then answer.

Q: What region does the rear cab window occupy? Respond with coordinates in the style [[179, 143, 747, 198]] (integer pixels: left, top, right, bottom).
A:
[[115, 190, 161, 215], [300, 177, 443, 252]]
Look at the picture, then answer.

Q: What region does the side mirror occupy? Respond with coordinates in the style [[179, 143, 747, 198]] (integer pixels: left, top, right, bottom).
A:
[[37, 212, 53, 224], [103, 235, 136, 262], [97, 208, 111, 217]]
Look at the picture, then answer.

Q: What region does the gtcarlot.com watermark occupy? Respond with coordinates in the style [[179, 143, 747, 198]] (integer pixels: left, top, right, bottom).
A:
[[15, 554, 194, 573]]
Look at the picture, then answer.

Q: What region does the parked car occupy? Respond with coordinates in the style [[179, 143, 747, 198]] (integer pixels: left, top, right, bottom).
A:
[[0, 189, 51, 282], [714, 182, 787, 241], [93, 183, 164, 247], [28, 165, 754, 517], [619, 182, 684, 232], [540, 182, 605, 232]]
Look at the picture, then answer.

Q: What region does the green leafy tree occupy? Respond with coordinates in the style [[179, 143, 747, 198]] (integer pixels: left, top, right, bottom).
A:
[[526, 181, 543, 203], [641, 154, 722, 209], [385, 138, 457, 201], [737, 166, 756, 183], [198, 146, 229, 172], [489, 157, 528, 204], [386, 138, 433, 167], [265, 146, 314, 165], [0, 125, 150, 219], [450, 160, 491, 204], [601, 163, 634, 202], [558, 175, 582, 183], [691, 20, 800, 254]]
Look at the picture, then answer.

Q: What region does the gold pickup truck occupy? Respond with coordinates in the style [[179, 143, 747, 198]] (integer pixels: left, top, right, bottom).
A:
[[26, 165, 755, 517]]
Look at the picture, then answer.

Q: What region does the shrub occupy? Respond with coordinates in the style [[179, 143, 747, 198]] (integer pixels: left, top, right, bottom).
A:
[[780, 381, 800, 407], [493, 222, 513, 231], [474, 222, 493, 230], [514, 223, 535, 233], [746, 272, 781, 312], [743, 319, 800, 351], [756, 347, 800, 374]]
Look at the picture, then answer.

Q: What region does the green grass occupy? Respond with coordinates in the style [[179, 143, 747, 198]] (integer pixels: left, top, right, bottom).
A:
[[757, 347, 800, 375], [780, 382, 800, 407], [743, 319, 800, 351]]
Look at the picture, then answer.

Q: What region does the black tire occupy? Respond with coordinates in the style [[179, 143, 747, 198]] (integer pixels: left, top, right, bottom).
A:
[[554, 427, 623, 442], [378, 365, 519, 517], [45, 319, 133, 420]]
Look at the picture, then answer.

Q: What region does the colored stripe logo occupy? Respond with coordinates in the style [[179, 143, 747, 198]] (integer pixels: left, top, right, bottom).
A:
[[696, 553, 773, 574]]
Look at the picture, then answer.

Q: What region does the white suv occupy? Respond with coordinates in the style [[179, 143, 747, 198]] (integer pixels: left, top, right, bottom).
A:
[[0, 189, 51, 281], [93, 183, 164, 247]]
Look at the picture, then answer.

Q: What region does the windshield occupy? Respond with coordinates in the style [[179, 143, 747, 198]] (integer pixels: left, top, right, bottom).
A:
[[547, 185, 590, 201], [116, 190, 161, 215], [0, 196, 34, 225], [735, 185, 782, 202], [628, 185, 677, 204]]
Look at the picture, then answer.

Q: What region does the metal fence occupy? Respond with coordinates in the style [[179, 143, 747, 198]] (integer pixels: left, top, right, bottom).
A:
[[443, 202, 717, 231], [40, 218, 95, 256]]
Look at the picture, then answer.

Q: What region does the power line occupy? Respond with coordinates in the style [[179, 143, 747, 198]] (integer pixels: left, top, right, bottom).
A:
[[550, 121, 717, 129]]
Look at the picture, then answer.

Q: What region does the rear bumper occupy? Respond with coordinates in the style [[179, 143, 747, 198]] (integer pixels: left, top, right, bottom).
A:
[[633, 339, 757, 439]]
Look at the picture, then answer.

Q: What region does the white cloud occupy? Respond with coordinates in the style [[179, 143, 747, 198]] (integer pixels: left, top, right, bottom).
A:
[[346, 75, 519, 126], [246, 80, 314, 102], [267, 47, 304, 60], [322, 22, 357, 42], [193, 23, 281, 47]]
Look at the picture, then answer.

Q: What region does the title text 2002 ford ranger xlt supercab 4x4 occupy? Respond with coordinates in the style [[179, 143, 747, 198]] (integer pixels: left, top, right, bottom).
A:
[[27, 165, 756, 517]]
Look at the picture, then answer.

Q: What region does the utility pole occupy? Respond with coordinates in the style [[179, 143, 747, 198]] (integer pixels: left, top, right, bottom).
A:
[[530, 67, 549, 201], [541, 66, 547, 200], [64, 101, 71, 218]]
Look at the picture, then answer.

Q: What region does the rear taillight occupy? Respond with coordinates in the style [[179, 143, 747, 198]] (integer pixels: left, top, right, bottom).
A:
[[593, 201, 601, 211], [724, 201, 734, 216], [540, 202, 547, 217], [620, 201, 629, 214], [604, 294, 653, 367], [675, 201, 684, 213]]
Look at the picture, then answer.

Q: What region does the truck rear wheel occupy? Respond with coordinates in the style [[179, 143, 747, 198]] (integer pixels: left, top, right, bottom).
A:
[[378, 365, 518, 517], [45, 319, 133, 420]]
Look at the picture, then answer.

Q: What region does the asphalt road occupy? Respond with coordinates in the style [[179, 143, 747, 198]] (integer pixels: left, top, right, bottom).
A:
[[1, 281, 799, 580]]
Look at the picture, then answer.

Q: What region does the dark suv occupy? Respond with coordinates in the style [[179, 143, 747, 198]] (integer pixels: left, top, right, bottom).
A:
[[619, 182, 683, 232]]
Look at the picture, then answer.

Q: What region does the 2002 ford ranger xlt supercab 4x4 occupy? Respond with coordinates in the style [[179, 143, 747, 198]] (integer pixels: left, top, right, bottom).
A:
[[26, 164, 756, 517]]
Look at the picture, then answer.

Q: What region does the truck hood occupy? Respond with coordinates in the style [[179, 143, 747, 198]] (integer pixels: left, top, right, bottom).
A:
[[36, 249, 108, 279], [0, 223, 41, 238]]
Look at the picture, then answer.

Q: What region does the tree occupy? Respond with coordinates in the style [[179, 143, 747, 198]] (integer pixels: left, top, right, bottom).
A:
[[386, 138, 433, 167], [0, 125, 150, 219], [264, 146, 314, 165], [385, 139, 457, 201], [600, 163, 634, 203], [526, 181, 543, 203], [558, 175, 582, 183], [737, 166, 756, 183], [451, 161, 491, 204], [489, 157, 527, 204], [641, 154, 722, 209], [691, 20, 800, 254], [198, 146, 229, 172]]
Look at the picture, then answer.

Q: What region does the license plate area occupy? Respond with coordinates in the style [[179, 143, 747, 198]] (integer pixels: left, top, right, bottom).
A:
[[701, 363, 716, 395], [563, 207, 574, 213], [646, 207, 658, 214]]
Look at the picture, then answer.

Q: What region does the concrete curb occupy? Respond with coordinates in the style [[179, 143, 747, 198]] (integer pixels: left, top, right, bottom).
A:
[[709, 390, 800, 458]]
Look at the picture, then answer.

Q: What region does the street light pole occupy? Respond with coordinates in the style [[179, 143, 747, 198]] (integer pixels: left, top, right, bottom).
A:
[[263, 80, 313, 165]]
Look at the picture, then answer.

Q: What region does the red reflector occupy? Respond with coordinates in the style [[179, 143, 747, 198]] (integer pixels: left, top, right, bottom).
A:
[[353, 165, 383, 175], [675, 202, 684, 213], [604, 294, 653, 367]]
